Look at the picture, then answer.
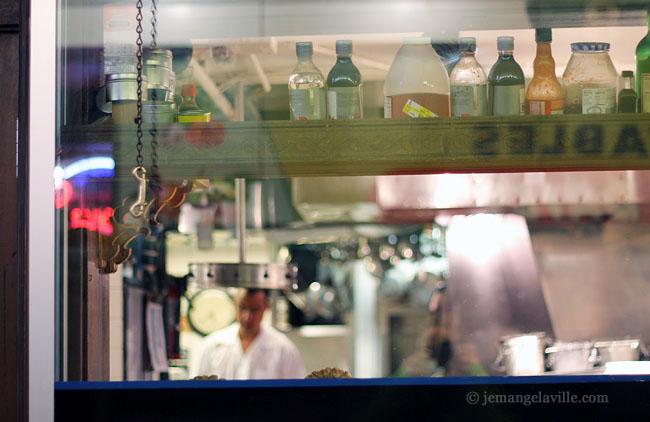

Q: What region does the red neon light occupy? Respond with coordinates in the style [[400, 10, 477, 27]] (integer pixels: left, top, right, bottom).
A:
[[70, 207, 114, 236], [55, 180, 74, 209]]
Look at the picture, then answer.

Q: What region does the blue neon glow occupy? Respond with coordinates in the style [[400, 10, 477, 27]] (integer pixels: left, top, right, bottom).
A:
[[63, 157, 115, 179]]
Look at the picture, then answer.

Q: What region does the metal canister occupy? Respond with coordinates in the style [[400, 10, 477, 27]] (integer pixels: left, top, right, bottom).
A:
[[106, 73, 148, 102], [144, 59, 172, 90], [142, 101, 177, 124], [144, 48, 173, 69]]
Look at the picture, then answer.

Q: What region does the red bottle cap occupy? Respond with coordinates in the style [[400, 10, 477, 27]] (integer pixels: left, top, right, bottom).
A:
[[181, 84, 196, 97]]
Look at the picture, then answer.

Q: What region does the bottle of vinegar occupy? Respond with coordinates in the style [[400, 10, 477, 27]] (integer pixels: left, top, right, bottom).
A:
[[450, 37, 487, 116], [635, 4, 650, 112], [327, 40, 363, 119], [289, 41, 327, 120], [488, 36, 525, 116]]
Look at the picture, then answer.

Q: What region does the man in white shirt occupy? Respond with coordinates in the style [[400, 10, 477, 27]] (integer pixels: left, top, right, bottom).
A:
[[190, 288, 305, 380]]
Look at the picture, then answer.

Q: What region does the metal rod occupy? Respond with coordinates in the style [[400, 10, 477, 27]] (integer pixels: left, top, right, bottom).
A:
[[236, 178, 246, 264]]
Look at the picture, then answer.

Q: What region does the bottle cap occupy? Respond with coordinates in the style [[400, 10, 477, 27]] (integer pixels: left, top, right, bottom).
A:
[[403, 37, 432, 45], [570, 42, 610, 51], [535, 28, 552, 43], [497, 36, 514, 51], [181, 84, 196, 97], [622, 70, 634, 78], [336, 40, 353, 55], [296, 41, 313, 57], [459, 37, 476, 53]]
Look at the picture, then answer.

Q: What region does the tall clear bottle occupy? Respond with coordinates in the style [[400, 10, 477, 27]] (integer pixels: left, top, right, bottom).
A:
[[450, 37, 487, 117], [289, 42, 326, 120], [327, 40, 362, 119], [488, 36, 525, 116], [635, 4, 650, 112], [525, 28, 563, 115]]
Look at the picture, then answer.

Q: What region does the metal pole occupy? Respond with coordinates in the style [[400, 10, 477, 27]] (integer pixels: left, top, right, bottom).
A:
[[235, 82, 246, 264], [236, 178, 246, 264]]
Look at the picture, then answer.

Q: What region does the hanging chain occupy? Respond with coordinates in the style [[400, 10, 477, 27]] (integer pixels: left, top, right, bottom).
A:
[[134, 0, 145, 168], [148, 0, 160, 192]]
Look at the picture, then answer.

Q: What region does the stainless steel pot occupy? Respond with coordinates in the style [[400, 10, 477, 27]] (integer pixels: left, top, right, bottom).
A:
[[142, 101, 177, 124], [106, 73, 148, 101], [594, 339, 642, 363], [497, 332, 550, 375], [144, 48, 173, 69], [545, 342, 597, 373], [144, 59, 172, 90]]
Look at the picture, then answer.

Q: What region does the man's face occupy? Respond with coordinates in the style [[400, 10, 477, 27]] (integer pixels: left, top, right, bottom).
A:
[[235, 291, 268, 335]]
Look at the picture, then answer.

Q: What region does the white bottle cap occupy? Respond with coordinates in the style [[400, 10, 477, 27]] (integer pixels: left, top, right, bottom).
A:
[[403, 37, 432, 45]]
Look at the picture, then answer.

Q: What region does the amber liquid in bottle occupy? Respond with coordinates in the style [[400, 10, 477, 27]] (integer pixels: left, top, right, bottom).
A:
[[525, 29, 563, 115]]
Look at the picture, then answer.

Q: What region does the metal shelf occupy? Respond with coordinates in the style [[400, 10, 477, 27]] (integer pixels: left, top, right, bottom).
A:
[[62, 114, 650, 180]]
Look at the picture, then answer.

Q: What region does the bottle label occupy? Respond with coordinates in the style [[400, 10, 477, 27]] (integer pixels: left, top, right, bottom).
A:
[[328, 87, 362, 119], [451, 84, 487, 116], [403, 99, 437, 117], [642, 74, 650, 112], [527, 100, 564, 115], [290, 88, 326, 120], [384, 97, 392, 118], [492, 85, 525, 116], [384, 94, 450, 118], [582, 88, 616, 114]]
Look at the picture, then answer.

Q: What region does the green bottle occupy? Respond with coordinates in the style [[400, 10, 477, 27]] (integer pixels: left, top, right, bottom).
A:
[[488, 36, 525, 116], [618, 71, 638, 113], [327, 40, 363, 119], [636, 6, 650, 112]]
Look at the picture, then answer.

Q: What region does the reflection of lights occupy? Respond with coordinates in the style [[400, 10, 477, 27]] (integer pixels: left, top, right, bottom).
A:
[[432, 227, 442, 239], [389, 256, 400, 266], [278, 246, 291, 263], [54, 180, 74, 209], [63, 157, 115, 179], [54, 166, 64, 188], [323, 291, 335, 302], [409, 234, 418, 244], [402, 248, 413, 259], [448, 214, 506, 265], [379, 247, 394, 261], [388, 235, 398, 245], [309, 282, 321, 292]]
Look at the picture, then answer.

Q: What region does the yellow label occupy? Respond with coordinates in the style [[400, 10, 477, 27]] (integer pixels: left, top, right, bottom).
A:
[[177, 112, 211, 123], [402, 99, 438, 118]]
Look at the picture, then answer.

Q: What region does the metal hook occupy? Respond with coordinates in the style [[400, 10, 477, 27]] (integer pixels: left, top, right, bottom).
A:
[[129, 166, 149, 218]]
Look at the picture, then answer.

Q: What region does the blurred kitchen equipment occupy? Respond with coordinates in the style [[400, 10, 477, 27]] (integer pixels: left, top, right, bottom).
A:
[[106, 73, 148, 124], [594, 339, 643, 363], [187, 180, 299, 290], [545, 341, 598, 373], [142, 101, 177, 124], [187, 262, 297, 290], [496, 332, 550, 375]]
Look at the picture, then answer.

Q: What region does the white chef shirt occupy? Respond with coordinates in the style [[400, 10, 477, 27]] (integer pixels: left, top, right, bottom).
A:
[[190, 323, 305, 380]]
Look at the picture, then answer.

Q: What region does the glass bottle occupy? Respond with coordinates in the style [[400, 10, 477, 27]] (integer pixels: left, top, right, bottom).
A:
[[327, 40, 362, 120], [635, 5, 650, 112], [488, 36, 525, 116], [562, 43, 617, 115], [450, 37, 487, 117], [289, 41, 326, 120], [525, 28, 563, 115], [618, 71, 638, 113], [177, 84, 211, 122]]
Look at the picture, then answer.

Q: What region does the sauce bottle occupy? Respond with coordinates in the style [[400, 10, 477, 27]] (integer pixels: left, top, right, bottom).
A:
[[525, 28, 563, 115]]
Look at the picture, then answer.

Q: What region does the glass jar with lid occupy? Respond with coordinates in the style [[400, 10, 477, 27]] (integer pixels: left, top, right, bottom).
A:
[[562, 42, 618, 114]]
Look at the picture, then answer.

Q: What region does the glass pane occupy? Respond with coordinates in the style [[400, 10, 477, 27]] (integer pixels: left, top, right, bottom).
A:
[[55, 0, 650, 383]]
